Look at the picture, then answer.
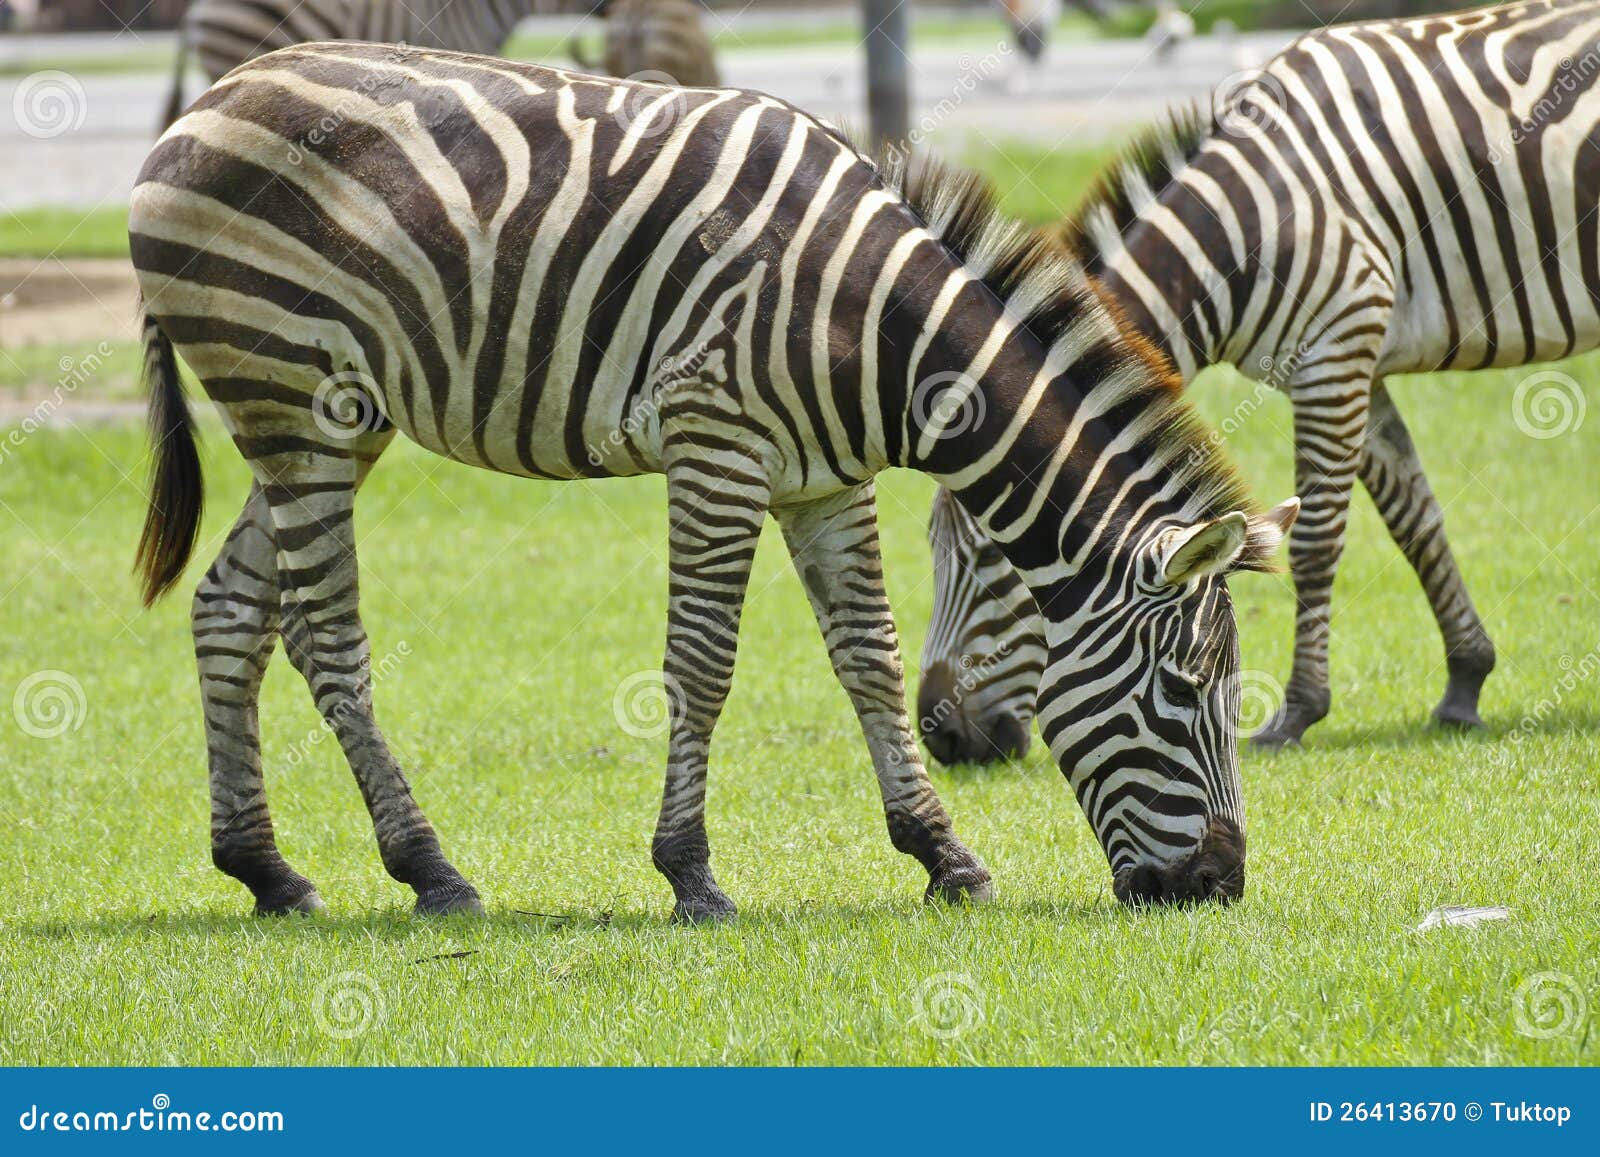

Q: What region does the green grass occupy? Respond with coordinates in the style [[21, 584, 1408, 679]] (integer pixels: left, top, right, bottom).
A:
[[0, 206, 132, 260], [0, 135, 1595, 1066], [973, 140, 1122, 227], [0, 360, 1596, 1065], [0, 343, 142, 402]]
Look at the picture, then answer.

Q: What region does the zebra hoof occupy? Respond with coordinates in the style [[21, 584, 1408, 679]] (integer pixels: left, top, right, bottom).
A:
[[415, 881, 485, 917], [255, 888, 326, 917], [1432, 701, 1486, 730], [1249, 726, 1303, 750], [672, 891, 737, 924], [926, 867, 994, 906]]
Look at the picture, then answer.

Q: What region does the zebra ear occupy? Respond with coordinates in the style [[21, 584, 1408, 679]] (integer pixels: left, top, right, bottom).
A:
[[1156, 512, 1250, 586], [1232, 497, 1301, 574]]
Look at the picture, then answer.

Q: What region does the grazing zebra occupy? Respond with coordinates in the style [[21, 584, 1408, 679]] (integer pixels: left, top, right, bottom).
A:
[[130, 42, 1294, 918], [162, 0, 579, 127], [919, 0, 1600, 762], [571, 0, 719, 87]]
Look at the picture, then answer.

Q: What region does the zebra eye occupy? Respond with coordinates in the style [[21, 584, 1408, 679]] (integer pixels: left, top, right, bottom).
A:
[[1158, 666, 1203, 708], [974, 541, 1004, 567]]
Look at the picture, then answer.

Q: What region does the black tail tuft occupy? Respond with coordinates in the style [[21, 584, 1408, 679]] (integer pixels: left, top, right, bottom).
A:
[[134, 307, 204, 606]]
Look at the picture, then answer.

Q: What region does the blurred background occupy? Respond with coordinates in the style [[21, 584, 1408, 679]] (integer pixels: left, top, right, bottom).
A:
[[0, 0, 1469, 411]]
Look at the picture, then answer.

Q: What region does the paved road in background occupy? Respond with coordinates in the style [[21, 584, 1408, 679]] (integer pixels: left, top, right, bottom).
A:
[[0, 27, 1293, 210]]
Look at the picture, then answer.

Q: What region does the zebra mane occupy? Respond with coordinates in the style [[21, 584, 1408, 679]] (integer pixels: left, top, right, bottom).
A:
[[871, 141, 1256, 526], [1057, 104, 1214, 273]]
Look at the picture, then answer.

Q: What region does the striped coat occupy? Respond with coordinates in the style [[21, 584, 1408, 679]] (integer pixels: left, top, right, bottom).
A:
[[919, 0, 1600, 760], [130, 43, 1293, 916]]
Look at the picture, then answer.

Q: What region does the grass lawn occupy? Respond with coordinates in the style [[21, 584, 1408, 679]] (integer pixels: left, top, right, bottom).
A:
[[0, 206, 134, 260], [1, 355, 1596, 1064]]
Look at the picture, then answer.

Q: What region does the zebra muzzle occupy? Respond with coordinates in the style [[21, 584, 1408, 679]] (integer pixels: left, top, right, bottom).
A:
[[1112, 815, 1245, 907]]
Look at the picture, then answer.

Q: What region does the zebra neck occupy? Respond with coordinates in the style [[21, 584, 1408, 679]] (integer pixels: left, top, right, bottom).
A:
[[1087, 175, 1278, 383], [895, 318, 1207, 595]]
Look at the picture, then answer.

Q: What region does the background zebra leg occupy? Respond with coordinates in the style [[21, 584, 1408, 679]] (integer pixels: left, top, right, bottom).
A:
[[651, 439, 771, 923], [196, 484, 322, 915], [253, 430, 482, 916], [776, 485, 992, 905], [1358, 382, 1495, 728], [1255, 364, 1377, 747]]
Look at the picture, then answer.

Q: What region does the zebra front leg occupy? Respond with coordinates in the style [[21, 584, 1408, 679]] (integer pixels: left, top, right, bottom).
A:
[[775, 485, 992, 905], [195, 485, 323, 915], [254, 433, 481, 915], [651, 436, 772, 923], [1359, 382, 1495, 728], [1255, 358, 1378, 748]]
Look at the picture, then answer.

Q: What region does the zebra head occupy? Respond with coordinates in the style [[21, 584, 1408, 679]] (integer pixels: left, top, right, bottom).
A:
[[996, 493, 1299, 905], [918, 487, 1046, 765]]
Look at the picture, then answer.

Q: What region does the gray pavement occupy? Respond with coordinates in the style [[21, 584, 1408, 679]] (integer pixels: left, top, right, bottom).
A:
[[0, 27, 1293, 211]]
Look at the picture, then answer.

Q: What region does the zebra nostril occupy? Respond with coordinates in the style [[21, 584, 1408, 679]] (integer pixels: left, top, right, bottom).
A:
[[982, 711, 1031, 760], [1114, 864, 1165, 906]]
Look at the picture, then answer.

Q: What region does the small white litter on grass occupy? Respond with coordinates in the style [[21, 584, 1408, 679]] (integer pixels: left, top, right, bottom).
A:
[[1416, 905, 1512, 932]]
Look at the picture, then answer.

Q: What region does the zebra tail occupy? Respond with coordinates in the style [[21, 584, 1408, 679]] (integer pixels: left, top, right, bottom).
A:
[[134, 305, 204, 607], [159, 31, 189, 131]]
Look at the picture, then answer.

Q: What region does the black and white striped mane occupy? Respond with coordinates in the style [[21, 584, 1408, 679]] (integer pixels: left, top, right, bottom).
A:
[[873, 141, 1258, 531], [1058, 105, 1214, 273]]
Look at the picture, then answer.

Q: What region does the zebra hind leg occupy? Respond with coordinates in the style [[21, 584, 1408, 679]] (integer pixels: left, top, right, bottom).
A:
[[1359, 382, 1495, 729], [196, 484, 323, 915], [245, 421, 481, 915], [1254, 358, 1380, 747], [776, 485, 992, 905], [650, 434, 772, 923]]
